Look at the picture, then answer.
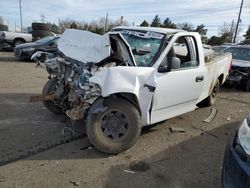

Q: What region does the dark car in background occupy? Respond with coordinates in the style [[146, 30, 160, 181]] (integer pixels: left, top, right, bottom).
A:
[[224, 46, 250, 91], [14, 36, 59, 60], [222, 115, 250, 188]]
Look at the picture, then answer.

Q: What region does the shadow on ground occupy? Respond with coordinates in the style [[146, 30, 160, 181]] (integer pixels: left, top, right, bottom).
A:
[[103, 122, 238, 188], [0, 93, 88, 165]]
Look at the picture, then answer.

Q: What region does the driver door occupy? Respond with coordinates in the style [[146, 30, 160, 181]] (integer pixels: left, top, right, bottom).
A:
[[150, 35, 206, 124]]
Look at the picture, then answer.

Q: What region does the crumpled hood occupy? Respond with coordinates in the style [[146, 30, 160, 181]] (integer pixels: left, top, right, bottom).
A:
[[232, 59, 250, 68], [58, 29, 110, 63], [58, 29, 136, 65]]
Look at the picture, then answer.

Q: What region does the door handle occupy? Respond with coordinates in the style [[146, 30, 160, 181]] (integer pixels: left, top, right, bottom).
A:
[[196, 75, 204, 82]]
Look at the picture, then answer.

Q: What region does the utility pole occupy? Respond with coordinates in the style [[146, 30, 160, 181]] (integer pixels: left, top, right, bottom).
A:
[[104, 13, 108, 33], [233, 0, 244, 43], [19, 0, 23, 32], [230, 20, 234, 43]]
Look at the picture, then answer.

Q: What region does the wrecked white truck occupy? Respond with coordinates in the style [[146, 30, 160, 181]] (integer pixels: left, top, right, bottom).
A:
[[31, 27, 232, 154]]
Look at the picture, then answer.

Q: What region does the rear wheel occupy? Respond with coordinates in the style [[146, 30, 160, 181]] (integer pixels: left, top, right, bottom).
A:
[[87, 98, 141, 154], [42, 77, 64, 114], [13, 39, 25, 48], [202, 79, 220, 107], [245, 78, 250, 92]]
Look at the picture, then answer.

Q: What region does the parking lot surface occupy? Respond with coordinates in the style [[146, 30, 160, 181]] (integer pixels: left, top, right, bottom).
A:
[[0, 51, 249, 188]]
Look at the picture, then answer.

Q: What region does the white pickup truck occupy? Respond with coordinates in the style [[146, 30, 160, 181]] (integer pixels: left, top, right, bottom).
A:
[[0, 31, 32, 49], [32, 27, 232, 154]]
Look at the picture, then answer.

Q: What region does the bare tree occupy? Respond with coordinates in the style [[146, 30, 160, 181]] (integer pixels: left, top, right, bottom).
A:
[[177, 22, 194, 31], [219, 22, 242, 43], [58, 16, 128, 34]]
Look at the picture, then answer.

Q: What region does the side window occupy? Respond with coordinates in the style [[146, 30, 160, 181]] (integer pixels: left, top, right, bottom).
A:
[[165, 36, 199, 70]]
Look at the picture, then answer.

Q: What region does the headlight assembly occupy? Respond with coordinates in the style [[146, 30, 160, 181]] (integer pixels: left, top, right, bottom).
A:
[[238, 115, 250, 155], [22, 47, 35, 52]]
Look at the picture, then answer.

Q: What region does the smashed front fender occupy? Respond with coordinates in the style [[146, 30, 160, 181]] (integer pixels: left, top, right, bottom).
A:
[[89, 66, 156, 125]]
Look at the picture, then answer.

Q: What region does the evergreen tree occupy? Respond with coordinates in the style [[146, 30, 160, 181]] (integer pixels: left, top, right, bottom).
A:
[[162, 18, 176, 28], [140, 20, 149, 27], [244, 26, 250, 40], [151, 15, 161, 27]]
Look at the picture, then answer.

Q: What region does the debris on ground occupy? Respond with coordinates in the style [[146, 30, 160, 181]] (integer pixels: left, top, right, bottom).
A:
[[70, 180, 80, 186], [37, 162, 46, 166], [200, 171, 205, 175], [168, 144, 175, 153], [203, 108, 218, 123], [169, 127, 186, 133], [88, 146, 92, 150], [227, 117, 231, 121], [123, 169, 135, 174], [129, 161, 150, 172]]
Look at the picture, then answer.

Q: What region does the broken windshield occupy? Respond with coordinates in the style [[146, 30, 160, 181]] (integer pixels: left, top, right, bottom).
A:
[[118, 30, 165, 67]]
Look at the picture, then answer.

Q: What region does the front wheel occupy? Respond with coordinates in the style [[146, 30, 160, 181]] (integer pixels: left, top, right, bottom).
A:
[[86, 98, 141, 154], [42, 77, 64, 114]]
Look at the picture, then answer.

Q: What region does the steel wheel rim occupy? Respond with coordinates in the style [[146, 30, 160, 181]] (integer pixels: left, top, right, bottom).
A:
[[15, 42, 23, 47], [100, 110, 129, 141]]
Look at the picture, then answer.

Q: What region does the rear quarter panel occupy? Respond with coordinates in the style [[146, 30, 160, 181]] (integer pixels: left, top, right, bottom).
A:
[[4, 31, 32, 42], [198, 53, 232, 103]]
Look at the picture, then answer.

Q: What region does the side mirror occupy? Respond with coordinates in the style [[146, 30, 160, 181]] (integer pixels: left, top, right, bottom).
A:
[[171, 57, 181, 69], [158, 57, 181, 73], [158, 64, 171, 73]]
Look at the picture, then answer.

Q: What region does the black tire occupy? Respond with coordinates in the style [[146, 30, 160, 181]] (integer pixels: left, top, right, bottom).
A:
[[32, 23, 52, 31], [0, 24, 8, 31], [87, 98, 141, 154], [42, 78, 63, 114], [204, 79, 220, 107], [13, 39, 25, 47], [31, 30, 52, 39], [245, 78, 250, 92]]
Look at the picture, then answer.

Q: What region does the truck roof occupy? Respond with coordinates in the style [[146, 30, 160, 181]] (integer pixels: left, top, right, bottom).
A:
[[114, 26, 185, 35]]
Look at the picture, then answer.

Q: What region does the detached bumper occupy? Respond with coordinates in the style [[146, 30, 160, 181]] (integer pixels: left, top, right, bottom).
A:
[[222, 135, 250, 188]]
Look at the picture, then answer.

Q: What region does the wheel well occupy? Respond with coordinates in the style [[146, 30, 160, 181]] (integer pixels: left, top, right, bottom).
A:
[[112, 93, 141, 115], [218, 74, 224, 85], [13, 38, 25, 44]]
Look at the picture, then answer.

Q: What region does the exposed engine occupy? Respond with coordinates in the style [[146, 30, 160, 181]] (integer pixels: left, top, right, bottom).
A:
[[31, 51, 117, 120]]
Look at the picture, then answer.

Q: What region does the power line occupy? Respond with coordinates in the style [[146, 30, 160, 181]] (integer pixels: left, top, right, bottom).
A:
[[19, 0, 23, 32]]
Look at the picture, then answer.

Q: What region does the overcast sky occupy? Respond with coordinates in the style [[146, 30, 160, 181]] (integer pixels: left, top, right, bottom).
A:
[[1, 0, 250, 37]]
